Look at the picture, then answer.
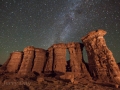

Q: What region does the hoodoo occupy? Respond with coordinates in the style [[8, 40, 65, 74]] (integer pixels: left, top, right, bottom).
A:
[[81, 29, 120, 87], [18, 46, 35, 76]]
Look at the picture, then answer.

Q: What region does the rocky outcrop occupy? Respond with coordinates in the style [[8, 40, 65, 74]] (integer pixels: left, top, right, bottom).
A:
[[0, 54, 12, 71], [118, 63, 120, 69], [67, 43, 80, 72], [53, 43, 67, 74], [44, 46, 54, 73], [6, 52, 23, 72], [0, 29, 120, 89], [67, 42, 90, 78], [32, 48, 46, 74], [18, 46, 35, 76], [81, 29, 120, 84], [60, 72, 74, 83], [44, 42, 90, 78]]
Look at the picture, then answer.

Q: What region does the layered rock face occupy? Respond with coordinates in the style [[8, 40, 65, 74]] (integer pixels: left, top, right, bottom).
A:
[[44, 43, 90, 77], [67, 42, 90, 78], [32, 48, 46, 74], [0, 29, 120, 89], [6, 52, 23, 72], [18, 46, 35, 76], [53, 43, 67, 74], [118, 63, 120, 69], [1, 43, 89, 78], [44, 47, 54, 73], [67, 43, 80, 72], [81, 29, 120, 83]]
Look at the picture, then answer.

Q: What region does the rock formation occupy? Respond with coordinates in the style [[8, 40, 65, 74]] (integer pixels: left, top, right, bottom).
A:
[[81, 29, 120, 85], [0, 54, 12, 71], [67, 42, 90, 78], [32, 48, 46, 74], [118, 63, 120, 69], [67, 43, 80, 72], [6, 52, 23, 73], [53, 43, 67, 74], [18, 46, 35, 76], [44, 46, 54, 74], [0, 29, 120, 89]]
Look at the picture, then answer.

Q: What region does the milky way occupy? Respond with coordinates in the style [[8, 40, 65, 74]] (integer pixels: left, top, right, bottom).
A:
[[0, 0, 120, 64]]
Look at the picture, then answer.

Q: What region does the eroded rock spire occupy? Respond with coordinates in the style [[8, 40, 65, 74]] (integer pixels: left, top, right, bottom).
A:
[[81, 29, 120, 87]]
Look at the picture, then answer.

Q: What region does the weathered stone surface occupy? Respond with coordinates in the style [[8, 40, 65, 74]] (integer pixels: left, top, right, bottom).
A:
[[37, 76, 44, 84], [32, 48, 46, 74], [53, 43, 67, 74], [44, 47, 54, 73], [7, 52, 23, 73], [81, 29, 120, 84], [60, 72, 74, 83], [0, 55, 11, 71], [18, 46, 35, 76], [67, 42, 90, 78], [67, 42, 80, 72], [118, 63, 120, 69]]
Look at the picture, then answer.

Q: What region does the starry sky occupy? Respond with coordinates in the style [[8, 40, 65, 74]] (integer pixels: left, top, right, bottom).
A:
[[0, 0, 120, 64]]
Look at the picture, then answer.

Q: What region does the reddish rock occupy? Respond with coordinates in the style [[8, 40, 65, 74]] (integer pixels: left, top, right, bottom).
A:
[[118, 63, 120, 69], [60, 72, 74, 83], [6, 52, 23, 73], [0, 54, 12, 71], [67, 42, 90, 78], [81, 29, 120, 85], [53, 43, 67, 74], [37, 76, 44, 84], [18, 46, 35, 76], [32, 48, 46, 74], [67, 42, 80, 72], [44, 47, 54, 73]]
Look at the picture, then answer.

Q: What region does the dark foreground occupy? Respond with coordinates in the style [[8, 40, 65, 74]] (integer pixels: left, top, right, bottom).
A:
[[0, 73, 119, 90]]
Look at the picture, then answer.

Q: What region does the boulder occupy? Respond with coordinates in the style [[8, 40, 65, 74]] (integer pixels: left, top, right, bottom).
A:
[[37, 76, 44, 84], [60, 72, 74, 83]]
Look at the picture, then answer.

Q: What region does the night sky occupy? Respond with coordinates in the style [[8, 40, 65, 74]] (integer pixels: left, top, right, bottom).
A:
[[0, 0, 120, 64]]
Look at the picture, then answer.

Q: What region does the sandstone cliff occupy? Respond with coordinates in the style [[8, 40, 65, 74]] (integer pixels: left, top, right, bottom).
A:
[[18, 46, 35, 76], [32, 48, 46, 74], [7, 52, 23, 73], [0, 29, 119, 89], [81, 29, 120, 86]]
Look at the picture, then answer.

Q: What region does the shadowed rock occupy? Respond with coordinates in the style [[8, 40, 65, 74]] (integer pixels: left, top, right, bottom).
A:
[[18, 46, 35, 76], [118, 63, 120, 69], [32, 48, 46, 74], [7, 52, 23, 73], [81, 29, 120, 86], [0, 54, 12, 71], [67, 42, 91, 78], [67, 43, 80, 72], [44, 46, 54, 74]]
